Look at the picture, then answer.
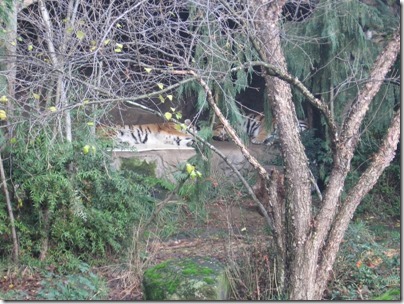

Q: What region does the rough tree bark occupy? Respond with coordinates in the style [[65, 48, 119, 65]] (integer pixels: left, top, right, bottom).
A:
[[250, 0, 312, 296], [249, 0, 400, 299]]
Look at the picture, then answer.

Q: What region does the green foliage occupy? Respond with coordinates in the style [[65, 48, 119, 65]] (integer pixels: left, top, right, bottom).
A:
[[35, 263, 108, 300], [0, 123, 161, 265], [328, 220, 400, 300], [372, 288, 400, 300], [0, 0, 13, 26]]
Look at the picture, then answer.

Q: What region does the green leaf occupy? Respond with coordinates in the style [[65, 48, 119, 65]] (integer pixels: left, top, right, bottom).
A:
[[175, 112, 182, 120]]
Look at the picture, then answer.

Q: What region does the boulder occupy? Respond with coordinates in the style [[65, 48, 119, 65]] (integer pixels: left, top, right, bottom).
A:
[[143, 256, 229, 300]]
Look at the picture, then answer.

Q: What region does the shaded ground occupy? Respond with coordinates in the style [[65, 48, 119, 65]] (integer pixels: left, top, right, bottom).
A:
[[104, 197, 271, 300]]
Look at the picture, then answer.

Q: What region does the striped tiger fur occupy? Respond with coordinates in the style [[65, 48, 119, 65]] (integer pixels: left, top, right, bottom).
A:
[[97, 119, 196, 147], [212, 113, 308, 145]]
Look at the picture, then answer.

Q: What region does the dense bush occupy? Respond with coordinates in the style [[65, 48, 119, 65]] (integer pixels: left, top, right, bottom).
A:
[[0, 123, 161, 267]]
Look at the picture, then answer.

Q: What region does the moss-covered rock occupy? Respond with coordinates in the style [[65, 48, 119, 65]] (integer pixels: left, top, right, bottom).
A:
[[142, 256, 229, 300]]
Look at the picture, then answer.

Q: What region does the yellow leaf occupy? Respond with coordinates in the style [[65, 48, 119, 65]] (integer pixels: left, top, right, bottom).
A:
[[104, 39, 110, 45], [186, 163, 195, 174], [115, 43, 123, 49], [90, 46, 97, 52], [0, 95, 8, 103], [0, 110, 7, 121], [170, 107, 176, 112], [114, 48, 122, 53], [66, 27, 74, 34], [87, 122, 94, 126], [241, 227, 247, 232], [17, 36, 23, 42], [83, 145, 90, 155], [10, 41, 16, 46], [190, 170, 197, 179], [144, 68, 152, 73], [33, 93, 40, 100], [167, 63, 173, 67], [27, 44, 33, 51], [83, 99, 89, 104], [158, 95, 165, 103], [48, 106, 57, 112], [116, 23, 122, 28], [10, 137, 17, 144], [157, 83, 164, 90], [91, 145, 96, 154], [8, 283, 14, 289], [90, 40, 97, 46], [164, 112, 172, 120], [166, 94, 173, 101], [196, 170, 202, 177], [76, 30, 85, 40]]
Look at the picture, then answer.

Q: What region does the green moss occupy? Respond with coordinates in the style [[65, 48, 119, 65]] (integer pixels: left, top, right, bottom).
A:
[[181, 261, 214, 276], [143, 257, 229, 300], [203, 277, 215, 284]]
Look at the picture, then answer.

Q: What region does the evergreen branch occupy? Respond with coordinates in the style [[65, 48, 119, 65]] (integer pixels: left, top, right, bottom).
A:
[[230, 61, 339, 146]]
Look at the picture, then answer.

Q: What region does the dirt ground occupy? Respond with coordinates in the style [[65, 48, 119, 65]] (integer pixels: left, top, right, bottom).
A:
[[104, 196, 270, 300]]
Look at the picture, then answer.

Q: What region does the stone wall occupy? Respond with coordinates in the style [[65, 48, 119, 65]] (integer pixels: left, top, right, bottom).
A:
[[111, 142, 280, 181]]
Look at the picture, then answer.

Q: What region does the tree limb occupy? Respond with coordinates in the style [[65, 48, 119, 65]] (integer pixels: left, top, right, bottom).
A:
[[314, 108, 400, 298]]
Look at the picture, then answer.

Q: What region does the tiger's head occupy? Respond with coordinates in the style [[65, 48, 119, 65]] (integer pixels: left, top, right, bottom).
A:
[[212, 124, 228, 141]]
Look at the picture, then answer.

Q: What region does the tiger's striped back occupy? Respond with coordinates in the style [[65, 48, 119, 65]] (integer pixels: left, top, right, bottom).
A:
[[212, 113, 308, 145], [97, 119, 196, 147]]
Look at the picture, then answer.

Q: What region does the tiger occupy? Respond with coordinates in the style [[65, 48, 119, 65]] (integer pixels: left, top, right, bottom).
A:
[[212, 113, 308, 145], [97, 119, 197, 147]]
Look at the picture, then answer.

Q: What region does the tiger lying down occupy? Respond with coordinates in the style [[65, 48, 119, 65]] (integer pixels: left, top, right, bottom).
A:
[[98, 119, 197, 148], [212, 113, 308, 145]]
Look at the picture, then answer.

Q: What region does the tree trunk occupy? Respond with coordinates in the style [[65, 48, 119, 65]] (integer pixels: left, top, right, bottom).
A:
[[249, 0, 400, 299], [250, 0, 313, 296]]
